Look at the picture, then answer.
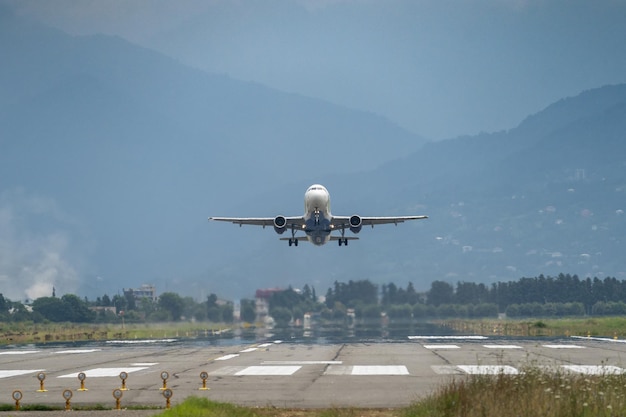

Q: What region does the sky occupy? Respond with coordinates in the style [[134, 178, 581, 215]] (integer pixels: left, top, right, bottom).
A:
[[5, 0, 626, 140]]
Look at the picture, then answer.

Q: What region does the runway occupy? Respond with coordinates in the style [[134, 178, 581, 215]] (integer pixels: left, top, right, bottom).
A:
[[1, 335, 625, 409]]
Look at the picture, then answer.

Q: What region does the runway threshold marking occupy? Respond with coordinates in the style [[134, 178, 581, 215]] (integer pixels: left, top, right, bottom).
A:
[[543, 345, 585, 349], [215, 354, 239, 361], [562, 365, 625, 375], [325, 365, 409, 376], [58, 367, 149, 378], [457, 365, 519, 375], [235, 366, 301, 376], [483, 345, 522, 349], [423, 345, 460, 349], [0, 369, 42, 378]]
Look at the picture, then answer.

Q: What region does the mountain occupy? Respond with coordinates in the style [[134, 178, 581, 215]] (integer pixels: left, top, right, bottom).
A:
[[0, 9, 425, 301], [1, 7, 625, 302]]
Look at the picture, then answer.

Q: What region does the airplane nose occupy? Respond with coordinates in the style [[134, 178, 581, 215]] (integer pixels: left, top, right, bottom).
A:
[[307, 190, 326, 208]]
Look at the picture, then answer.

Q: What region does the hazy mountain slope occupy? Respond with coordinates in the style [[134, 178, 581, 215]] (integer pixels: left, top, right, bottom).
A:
[[0, 10, 425, 300]]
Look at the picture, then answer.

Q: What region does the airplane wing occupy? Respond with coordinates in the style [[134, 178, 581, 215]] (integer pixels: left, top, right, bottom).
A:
[[209, 217, 306, 228], [330, 215, 428, 229]]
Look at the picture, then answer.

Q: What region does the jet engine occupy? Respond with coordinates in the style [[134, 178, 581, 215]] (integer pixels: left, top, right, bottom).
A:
[[349, 215, 362, 233], [274, 216, 287, 234]]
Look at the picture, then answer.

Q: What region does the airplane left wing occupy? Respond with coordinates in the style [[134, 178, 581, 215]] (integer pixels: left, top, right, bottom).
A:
[[330, 215, 428, 229], [209, 217, 306, 228]]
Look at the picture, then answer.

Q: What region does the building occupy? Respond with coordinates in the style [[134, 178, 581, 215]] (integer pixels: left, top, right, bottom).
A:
[[255, 288, 284, 323], [123, 284, 157, 301]]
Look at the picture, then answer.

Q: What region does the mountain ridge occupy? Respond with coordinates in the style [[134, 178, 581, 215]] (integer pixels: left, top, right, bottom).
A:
[[0, 10, 624, 300]]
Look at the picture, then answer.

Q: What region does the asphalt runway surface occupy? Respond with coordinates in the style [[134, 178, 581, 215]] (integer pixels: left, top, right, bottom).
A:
[[1, 335, 625, 412]]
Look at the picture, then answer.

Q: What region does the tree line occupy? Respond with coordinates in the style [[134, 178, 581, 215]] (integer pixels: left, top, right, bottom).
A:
[[1, 273, 626, 325]]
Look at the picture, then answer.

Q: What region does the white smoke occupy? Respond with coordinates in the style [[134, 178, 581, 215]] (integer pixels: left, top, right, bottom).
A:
[[0, 189, 81, 301]]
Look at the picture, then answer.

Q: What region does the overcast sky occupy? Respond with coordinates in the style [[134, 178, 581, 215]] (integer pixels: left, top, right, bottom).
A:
[[5, 0, 626, 139]]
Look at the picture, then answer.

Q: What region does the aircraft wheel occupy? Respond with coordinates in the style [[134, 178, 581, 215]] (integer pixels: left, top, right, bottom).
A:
[[294, 239, 298, 246]]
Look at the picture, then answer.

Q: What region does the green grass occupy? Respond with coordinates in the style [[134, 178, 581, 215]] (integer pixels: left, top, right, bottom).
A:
[[401, 367, 626, 417]]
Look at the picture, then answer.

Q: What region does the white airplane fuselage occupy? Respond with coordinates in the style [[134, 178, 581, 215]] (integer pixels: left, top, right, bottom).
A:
[[302, 184, 333, 246]]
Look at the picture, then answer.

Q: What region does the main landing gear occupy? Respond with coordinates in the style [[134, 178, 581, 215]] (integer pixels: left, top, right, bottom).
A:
[[288, 227, 298, 246], [338, 228, 348, 246]]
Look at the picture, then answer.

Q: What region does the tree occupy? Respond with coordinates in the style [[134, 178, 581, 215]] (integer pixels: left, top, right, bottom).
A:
[[158, 292, 185, 321], [32, 297, 69, 322], [428, 281, 454, 307], [270, 307, 292, 327], [240, 299, 256, 323], [61, 294, 95, 322]]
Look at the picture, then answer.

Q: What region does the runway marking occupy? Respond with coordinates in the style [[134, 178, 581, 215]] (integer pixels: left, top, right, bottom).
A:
[[457, 365, 519, 375], [409, 335, 488, 340], [562, 365, 625, 375], [423, 345, 460, 349], [0, 370, 42, 378], [210, 366, 245, 376], [257, 343, 273, 348], [54, 349, 101, 354], [543, 345, 585, 349], [262, 361, 343, 365], [352, 366, 409, 375], [324, 365, 409, 376], [58, 367, 149, 378], [432, 365, 463, 375], [215, 354, 239, 361], [235, 366, 301, 376], [0, 351, 39, 355], [239, 347, 258, 353], [483, 345, 522, 349], [131, 363, 158, 366]]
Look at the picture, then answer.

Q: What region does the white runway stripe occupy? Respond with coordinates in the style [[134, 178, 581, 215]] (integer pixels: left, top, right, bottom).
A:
[[235, 366, 301, 376], [483, 345, 522, 349], [543, 345, 585, 349], [324, 365, 409, 375], [54, 349, 101, 354], [58, 367, 148, 378], [352, 366, 409, 375], [0, 351, 39, 355], [423, 345, 460, 349], [0, 369, 42, 378], [215, 354, 239, 361], [239, 347, 258, 353], [562, 365, 625, 375], [457, 365, 519, 375]]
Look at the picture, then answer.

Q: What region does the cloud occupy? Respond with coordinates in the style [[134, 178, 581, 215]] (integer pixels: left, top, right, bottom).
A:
[[0, 189, 82, 301]]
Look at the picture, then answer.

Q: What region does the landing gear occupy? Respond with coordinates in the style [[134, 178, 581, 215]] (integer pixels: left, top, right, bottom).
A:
[[338, 228, 348, 246], [288, 227, 298, 247]]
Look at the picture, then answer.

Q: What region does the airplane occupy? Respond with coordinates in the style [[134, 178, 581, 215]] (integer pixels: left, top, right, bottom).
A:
[[209, 184, 427, 246]]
